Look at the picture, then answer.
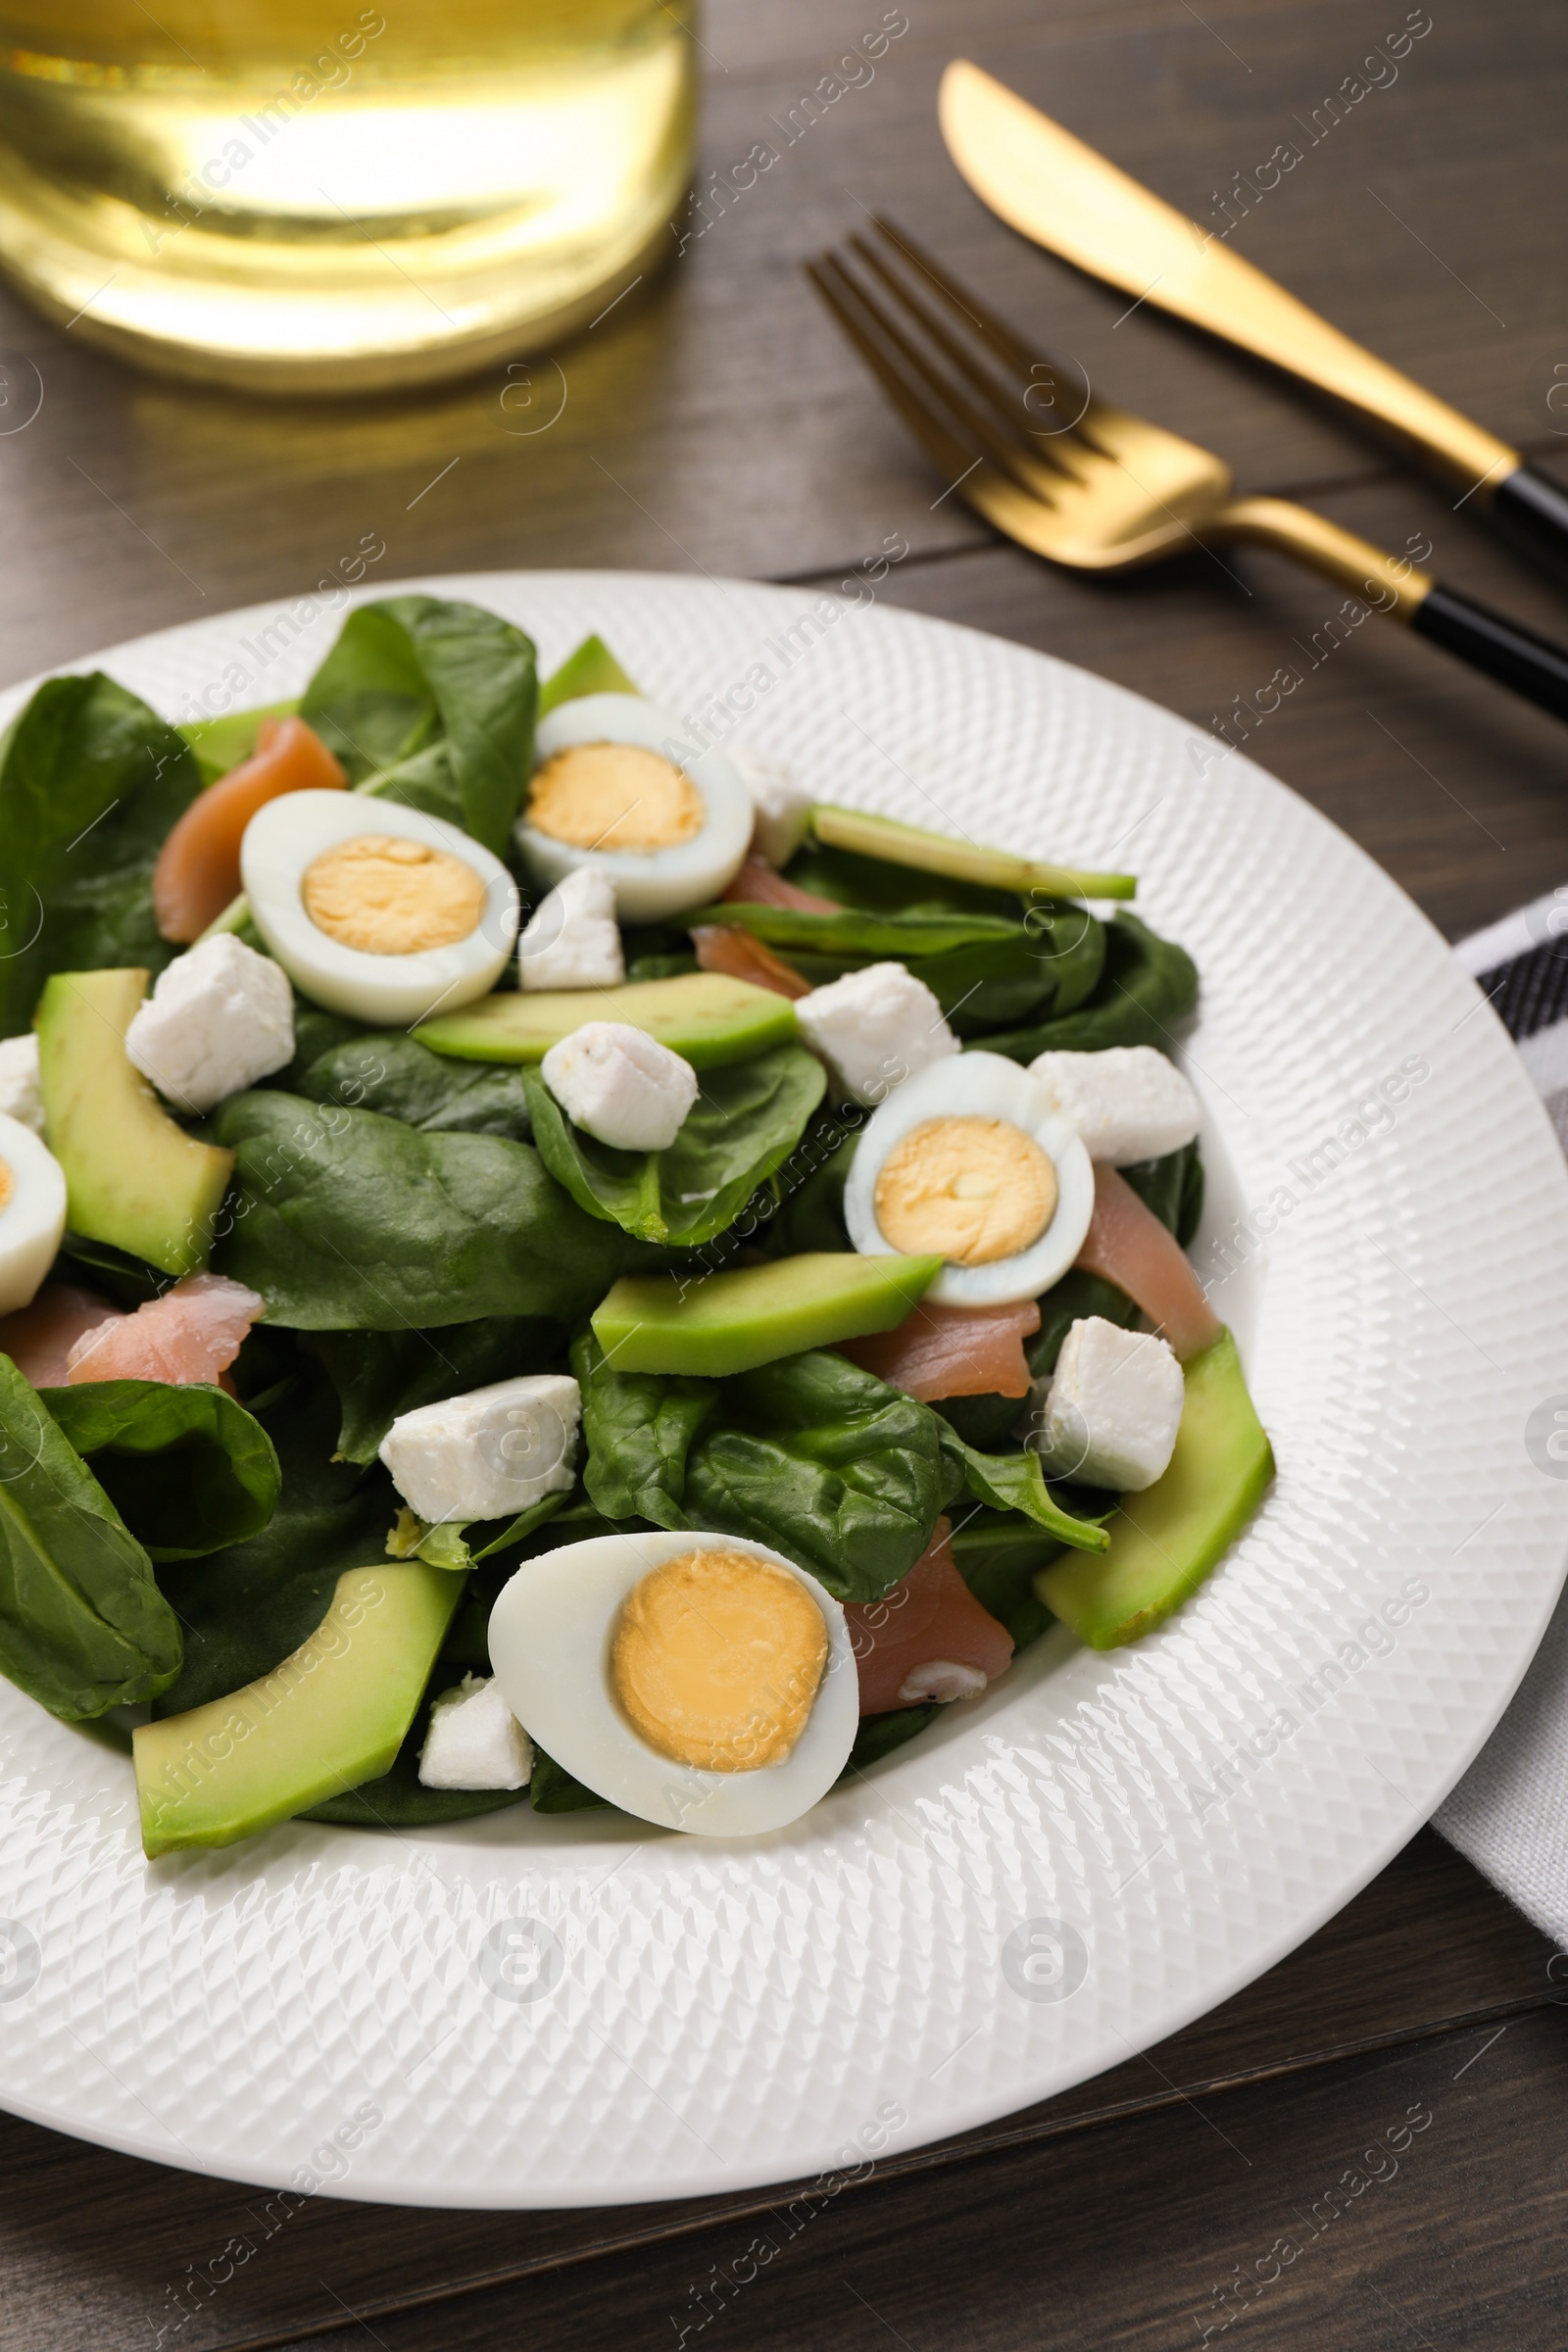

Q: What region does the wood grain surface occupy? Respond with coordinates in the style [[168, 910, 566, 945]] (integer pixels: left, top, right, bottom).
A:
[[1, 0, 1566, 2343]]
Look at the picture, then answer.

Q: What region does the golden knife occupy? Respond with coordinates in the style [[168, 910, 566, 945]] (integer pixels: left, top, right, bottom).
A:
[[938, 60, 1568, 569]]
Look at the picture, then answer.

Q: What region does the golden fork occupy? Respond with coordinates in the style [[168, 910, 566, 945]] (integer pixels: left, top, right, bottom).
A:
[[807, 220, 1568, 724]]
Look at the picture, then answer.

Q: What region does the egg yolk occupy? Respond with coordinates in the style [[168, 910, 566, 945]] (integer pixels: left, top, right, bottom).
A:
[[528, 744, 704, 853], [612, 1549, 828, 1773], [0, 1159, 13, 1214], [874, 1115, 1058, 1265], [302, 834, 486, 956]]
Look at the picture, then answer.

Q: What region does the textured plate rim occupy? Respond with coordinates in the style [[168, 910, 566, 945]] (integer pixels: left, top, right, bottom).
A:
[[0, 567, 1563, 2210]]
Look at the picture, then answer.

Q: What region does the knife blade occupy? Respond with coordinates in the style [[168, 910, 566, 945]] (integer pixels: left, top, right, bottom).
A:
[[938, 60, 1568, 566]]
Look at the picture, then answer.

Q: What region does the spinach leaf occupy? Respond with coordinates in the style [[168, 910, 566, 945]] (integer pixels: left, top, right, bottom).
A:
[[950, 1508, 1058, 1649], [298, 1032, 534, 1141], [539, 633, 638, 714], [973, 913, 1198, 1060], [684, 1350, 949, 1602], [0, 1354, 181, 1718], [307, 1316, 564, 1464], [254, 1004, 368, 1098], [387, 1491, 567, 1574], [212, 1092, 659, 1329], [433, 1500, 624, 1672], [1023, 1147, 1203, 1391], [930, 1391, 1023, 1451], [576, 1342, 1037, 1603], [40, 1381, 280, 1561], [300, 596, 537, 858], [386, 1512, 472, 1571], [698, 901, 1102, 1036], [626, 952, 699, 982], [787, 939, 1059, 1037], [696, 906, 1053, 1037], [839, 1704, 941, 1775], [760, 1109, 860, 1257], [471, 1494, 568, 1560], [1178, 1146, 1205, 1249], [56, 1232, 168, 1308], [936, 1424, 1109, 1553], [152, 1361, 392, 1716], [0, 673, 201, 1036], [524, 1045, 826, 1246], [575, 1335, 1107, 1600], [1119, 1138, 1206, 1249], [1021, 902, 1106, 1017], [531, 1744, 612, 1812], [573, 1328, 714, 1528], [301, 1687, 529, 1827], [1028, 1269, 1142, 1382]]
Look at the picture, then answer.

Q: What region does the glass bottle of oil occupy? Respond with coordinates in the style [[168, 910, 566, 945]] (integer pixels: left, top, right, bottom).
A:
[[0, 0, 696, 392]]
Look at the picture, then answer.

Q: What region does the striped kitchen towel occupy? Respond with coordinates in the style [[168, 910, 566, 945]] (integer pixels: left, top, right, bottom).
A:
[[1434, 889, 1568, 1940]]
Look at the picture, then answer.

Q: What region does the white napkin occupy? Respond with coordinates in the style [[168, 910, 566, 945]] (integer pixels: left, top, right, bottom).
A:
[[1433, 889, 1568, 1939]]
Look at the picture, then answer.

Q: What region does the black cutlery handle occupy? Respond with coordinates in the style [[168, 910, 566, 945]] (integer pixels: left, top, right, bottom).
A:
[[1411, 582, 1568, 722], [1490, 462, 1568, 585]]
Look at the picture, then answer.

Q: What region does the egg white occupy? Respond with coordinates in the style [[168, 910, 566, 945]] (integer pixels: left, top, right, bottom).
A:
[[0, 1111, 67, 1317], [516, 694, 753, 923], [241, 791, 518, 1025], [843, 1050, 1096, 1307], [487, 1528, 859, 1837]]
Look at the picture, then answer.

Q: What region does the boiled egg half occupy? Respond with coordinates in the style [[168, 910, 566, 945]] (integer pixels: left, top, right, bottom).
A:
[[515, 693, 753, 923], [241, 791, 518, 1025], [844, 1050, 1095, 1307], [487, 1528, 858, 1836], [0, 1110, 67, 1316]]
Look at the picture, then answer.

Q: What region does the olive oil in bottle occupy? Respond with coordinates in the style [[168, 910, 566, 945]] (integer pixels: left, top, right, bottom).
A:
[[0, 0, 696, 390]]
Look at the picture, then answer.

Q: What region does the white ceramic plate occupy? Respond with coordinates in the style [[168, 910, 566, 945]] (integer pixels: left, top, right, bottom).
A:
[[1, 571, 1565, 2209]]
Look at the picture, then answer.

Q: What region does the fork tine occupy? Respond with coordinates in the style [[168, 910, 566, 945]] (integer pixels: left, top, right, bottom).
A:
[[812, 244, 1053, 503], [870, 216, 1047, 386], [805, 255, 983, 493], [844, 231, 1081, 488], [867, 219, 1105, 481]]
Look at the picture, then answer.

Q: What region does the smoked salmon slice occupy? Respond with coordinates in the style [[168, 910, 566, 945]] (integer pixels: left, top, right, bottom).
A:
[[691, 923, 811, 1000], [1074, 1162, 1220, 1360], [720, 856, 839, 912], [0, 1283, 125, 1389], [845, 1518, 1014, 1714], [154, 715, 347, 943], [838, 1298, 1040, 1399], [65, 1272, 264, 1387]]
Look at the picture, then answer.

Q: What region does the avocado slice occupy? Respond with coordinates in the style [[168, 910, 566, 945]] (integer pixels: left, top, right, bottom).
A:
[[416, 971, 799, 1069], [809, 805, 1138, 903], [592, 1250, 945, 1378], [1036, 1328, 1273, 1648], [36, 967, 235, 1278], [133, 1562, 462, 1856]]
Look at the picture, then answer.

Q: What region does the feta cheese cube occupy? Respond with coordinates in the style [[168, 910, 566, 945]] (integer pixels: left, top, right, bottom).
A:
[[0, 1034, 44, 1136], [540, 1020, 698, 1151], [516, 866, 625, 993], [1028, 1046, 1200, 1165], [380, 1372, 581, 1524], [418, 1673, 533, 1790], [795, 961, 958, 1106], [1030, 1315, 1184, 1492], [734, 746, 812, 868], [124, 934, 294, 1113]]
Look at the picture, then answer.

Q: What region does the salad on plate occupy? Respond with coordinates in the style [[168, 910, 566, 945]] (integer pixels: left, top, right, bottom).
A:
[[0, 596, 1272, 1856]]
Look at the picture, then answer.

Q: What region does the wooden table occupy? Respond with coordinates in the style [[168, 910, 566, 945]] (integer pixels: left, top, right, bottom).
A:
[[3, 0, 1567, 2342]]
